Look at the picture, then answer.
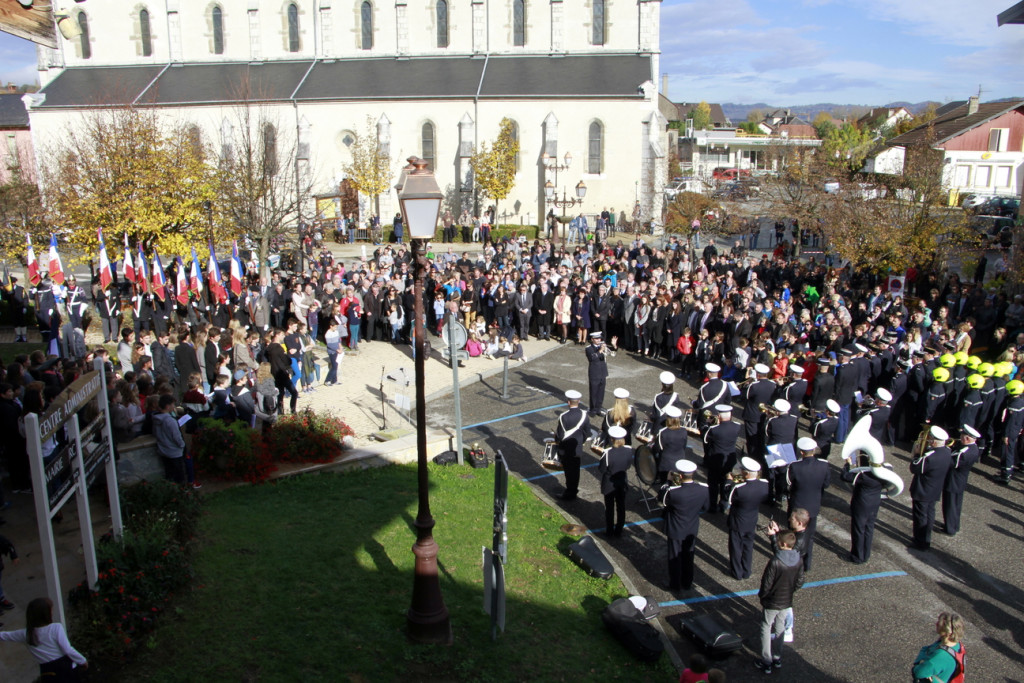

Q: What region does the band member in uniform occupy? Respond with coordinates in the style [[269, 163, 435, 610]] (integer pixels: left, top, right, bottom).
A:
[[554, 390, 588, 501], [586, 331, 609, 417], [842, 451, 884, 564], [924, 368, 950, 427], [910, 426, 953, 550], [601, 387, 636, 446], [764, 399, 797, 505], [724, 457, 770, 580], [9, 276, 29, 342], [809, 357, 834, 415], [959, 373, 984, 430], [811, 399, 840, 460], [786, 437, 830, 571], [743, 364, 776, 460], [660, 459, 709, 591], [703, 405, 740, 512], [694, 363, 730, 429], [997, 379, 1024, 484], [650, 371, 680, 433], [833, 348, 858, 443], [886, 358, 909, 445], [599, 426, 633, 537], [941, 425, 980, 537], [855, 388, 892, 443], [653, 405, 688, 484], [779, 365, 807, 418]]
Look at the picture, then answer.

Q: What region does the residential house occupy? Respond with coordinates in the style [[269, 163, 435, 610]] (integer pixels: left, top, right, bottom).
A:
[[675, 101, 730, 129], [679, 128, 821, 179], [0, 86, 35, 185], [756, 110, 817, 139], [857, 106, 912, 133], [870, 96, 1024, 200]]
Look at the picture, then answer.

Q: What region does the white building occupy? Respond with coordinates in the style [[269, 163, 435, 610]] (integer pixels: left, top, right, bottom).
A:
[[680, 128, 821, 180], [26, 0, 668, 230]]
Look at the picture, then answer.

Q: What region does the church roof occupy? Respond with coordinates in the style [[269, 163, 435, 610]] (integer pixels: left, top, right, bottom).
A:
[[36, 55, 652, 108], [0, 93, 30, 128]]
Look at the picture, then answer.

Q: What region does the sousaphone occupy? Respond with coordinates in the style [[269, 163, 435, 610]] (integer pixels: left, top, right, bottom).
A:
[[841, 416, 904, 498]]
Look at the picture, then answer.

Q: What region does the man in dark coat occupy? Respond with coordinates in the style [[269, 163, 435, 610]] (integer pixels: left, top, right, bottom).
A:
[[554, 390, 588, 501], [755, 529, 804, 673], [586, 332, 609, 417], [703, 405, 740, 512], [786, 437, 830, 570], [724, 457, 770, 580], [659, 459, 709, 591], [941, 426, 980, 536], [743, 363, 776, 460], [532, 280, 554, 340]]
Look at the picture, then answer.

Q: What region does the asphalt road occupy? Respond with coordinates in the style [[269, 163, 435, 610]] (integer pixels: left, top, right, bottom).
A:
[[426, 345, 1024, 682]]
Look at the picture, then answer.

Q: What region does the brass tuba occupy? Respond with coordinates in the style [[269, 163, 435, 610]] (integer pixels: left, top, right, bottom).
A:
[[843, 416, 904, 498]]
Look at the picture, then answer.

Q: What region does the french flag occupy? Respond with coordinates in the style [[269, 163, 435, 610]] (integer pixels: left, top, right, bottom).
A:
[[26, 235, 40, 285], [136, 244, 149, 293], [97, 229, 113, 290], [189, 247, 204, 297], [122, 233, 135, 284], [151, 249, 167, 301], [207, 241, 226, 303], [175, 257, 189, 306], [230, 240, 244, 296], [48, 234, 65, 285]]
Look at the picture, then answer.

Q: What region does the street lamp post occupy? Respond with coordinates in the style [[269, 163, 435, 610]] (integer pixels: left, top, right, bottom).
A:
[[541, 152, 586, 244], [398, 158, 452, 645]]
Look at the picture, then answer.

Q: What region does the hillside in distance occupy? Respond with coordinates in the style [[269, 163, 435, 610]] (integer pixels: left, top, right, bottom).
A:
[[720, 101, 942, 123]]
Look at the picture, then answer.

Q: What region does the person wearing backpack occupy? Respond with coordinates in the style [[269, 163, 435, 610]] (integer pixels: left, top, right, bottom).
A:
[[912, 612, 965, 683]]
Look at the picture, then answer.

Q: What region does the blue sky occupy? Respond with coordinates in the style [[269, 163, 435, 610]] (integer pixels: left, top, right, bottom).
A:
[[661, 0, 1024, 105], [0, 1, 1022, 107]]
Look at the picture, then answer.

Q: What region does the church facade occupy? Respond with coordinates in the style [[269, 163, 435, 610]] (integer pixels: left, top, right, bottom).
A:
[[27, 0, 667, 230]]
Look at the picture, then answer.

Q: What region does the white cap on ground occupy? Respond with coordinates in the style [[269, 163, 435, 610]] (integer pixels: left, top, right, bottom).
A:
[[797, 437, 817, 452], [608, 426, 627, 440], [565, 390, 582, 400], [660, 371, 676, 385], [664, 406, 683, 418], [613, 387, 630, 399], [741, 457, 762, 472]]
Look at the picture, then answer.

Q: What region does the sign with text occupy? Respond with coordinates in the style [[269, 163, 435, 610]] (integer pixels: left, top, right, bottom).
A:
[[38, 371, 103, 442]]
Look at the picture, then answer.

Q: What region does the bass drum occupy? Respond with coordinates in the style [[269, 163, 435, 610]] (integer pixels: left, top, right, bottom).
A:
[[634, 443, 658, 487]]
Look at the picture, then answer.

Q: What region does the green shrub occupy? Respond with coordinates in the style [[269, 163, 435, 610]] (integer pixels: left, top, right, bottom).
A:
[[191, 418, 274, 483], [120, 479, 203, 544]]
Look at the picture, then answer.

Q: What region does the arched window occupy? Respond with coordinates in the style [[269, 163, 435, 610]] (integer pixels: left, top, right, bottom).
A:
[[263, 124, 278, 176], [421, 122, 435, 171], [287, 3, 300, 52], [212, 6, 224, 54], [361, 2, 373, 50], [436, 0, 449, 48], [140, 9, 153, 56], [513, 0, 525, 47], [587, 121, 603, 174], [78, 12, 91, 59], [592, 0, 605, 46]]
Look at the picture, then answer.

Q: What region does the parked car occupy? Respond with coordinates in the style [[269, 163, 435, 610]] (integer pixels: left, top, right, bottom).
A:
[[711, 167, 752, 182], [713, 179, 761, 201], [960, 193, 991, 211], [664, 177, 709, 200], [978, 196, 1020, 220]]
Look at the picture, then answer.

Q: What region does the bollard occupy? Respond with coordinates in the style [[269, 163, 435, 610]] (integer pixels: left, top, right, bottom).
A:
[[502, 355, 509, 399]]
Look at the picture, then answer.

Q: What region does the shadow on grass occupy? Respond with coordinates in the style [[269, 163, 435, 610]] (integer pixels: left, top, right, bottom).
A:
[[123, 465, 677, 683]]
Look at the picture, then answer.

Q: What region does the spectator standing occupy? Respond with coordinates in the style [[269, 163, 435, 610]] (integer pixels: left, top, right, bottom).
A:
[[755, 529, 804, 674]]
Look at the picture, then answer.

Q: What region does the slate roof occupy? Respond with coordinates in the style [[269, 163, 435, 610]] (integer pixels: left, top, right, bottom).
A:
[[0, 93, 29, 128], [887, 99, 1024, 147], [674, 101, 728, 126], [998, 0, 1024, 25], [37, 55, 652, 108]]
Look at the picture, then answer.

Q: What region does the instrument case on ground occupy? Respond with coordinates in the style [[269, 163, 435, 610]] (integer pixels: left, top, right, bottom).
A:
[[567, 535, 615, 579], [601, 598, 665, 662], [679, 613, 744, 659]]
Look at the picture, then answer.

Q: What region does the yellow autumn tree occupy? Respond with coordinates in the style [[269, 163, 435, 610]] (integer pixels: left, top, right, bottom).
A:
[[344, 116, 392, 218], [43, 107, 223, 262], [687, 101, 714, 131], [470, 118, 520, 227], [0, 171, 48, 263]]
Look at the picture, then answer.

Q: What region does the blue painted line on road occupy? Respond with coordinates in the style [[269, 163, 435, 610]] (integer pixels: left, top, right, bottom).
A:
[[522, 462, 600, 481], [463, 403, 564, 431], [659, 570, 907, 607], [588, 517, 664, 534]]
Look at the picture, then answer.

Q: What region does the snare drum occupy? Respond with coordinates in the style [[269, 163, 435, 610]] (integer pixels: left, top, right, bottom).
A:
[[681, 409, 699, 435], [635, 421, 654, 443], [590, 433, 609, 456], [541, 438, 563, 470]]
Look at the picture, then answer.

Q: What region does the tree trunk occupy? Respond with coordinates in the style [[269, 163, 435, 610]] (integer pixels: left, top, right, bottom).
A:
[[259, 233, 271, 281], [793, 224, 802, 258]]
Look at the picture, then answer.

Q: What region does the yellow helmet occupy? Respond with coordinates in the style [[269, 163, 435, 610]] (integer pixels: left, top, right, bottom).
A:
[[996, 361, 1014, 378], [1007, 380, 1024, 396], [953, 351, 968, 366], [966, 355, 982, 370], [978, 363, 995, 378], [966, 373, 985, 390], [932, 367, 950, 383], [939, 353, 956, 368]]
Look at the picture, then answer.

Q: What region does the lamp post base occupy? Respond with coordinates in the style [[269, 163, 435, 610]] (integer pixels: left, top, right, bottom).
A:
[[406, 526, 452, 644]]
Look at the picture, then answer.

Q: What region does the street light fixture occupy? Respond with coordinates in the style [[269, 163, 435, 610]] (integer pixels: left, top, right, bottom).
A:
[[540, 151, 584, 243], [397, 158, 452, 645]]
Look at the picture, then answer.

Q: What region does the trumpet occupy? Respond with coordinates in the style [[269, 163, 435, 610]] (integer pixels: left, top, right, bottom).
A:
[[701, 409, 719, 427], [758, 402, 780, 416], [911, 425, 953, 458]]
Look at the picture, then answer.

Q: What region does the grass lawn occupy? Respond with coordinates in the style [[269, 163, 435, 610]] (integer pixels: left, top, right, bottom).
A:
[[128, 464, 675, 682], [0, 341, 45, 363]]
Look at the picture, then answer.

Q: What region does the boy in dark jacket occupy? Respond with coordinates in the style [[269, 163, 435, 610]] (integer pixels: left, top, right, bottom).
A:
[[756, 530, 804, 674]]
